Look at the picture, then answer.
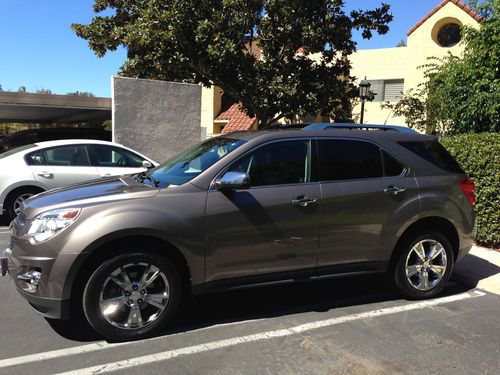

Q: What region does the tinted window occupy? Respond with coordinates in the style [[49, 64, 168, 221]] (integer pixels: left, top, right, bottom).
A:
[[382, 150, 405, 176], [229, 140, 310, 186], [27, 145, 91, 166], [318, 140, 383, 181], [90, 145, 144, 168], [399, 141, 464, 174], [149, 137, 246, 187]]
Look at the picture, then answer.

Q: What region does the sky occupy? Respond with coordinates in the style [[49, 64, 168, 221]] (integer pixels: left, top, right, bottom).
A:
[[0, 0, 445, 98]]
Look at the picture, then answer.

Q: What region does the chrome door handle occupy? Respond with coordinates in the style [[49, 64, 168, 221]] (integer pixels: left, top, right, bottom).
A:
[[384, 185, 406, 196], [37, 172, 53, 179], [291, 196, 318, 207]]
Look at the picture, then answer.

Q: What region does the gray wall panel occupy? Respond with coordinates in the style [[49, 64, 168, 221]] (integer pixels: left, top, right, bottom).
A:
[[112, 77, 202, 163]]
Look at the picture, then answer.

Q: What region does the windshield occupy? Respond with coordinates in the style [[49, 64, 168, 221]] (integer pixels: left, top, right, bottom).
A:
[[146, 137, 246, 188]]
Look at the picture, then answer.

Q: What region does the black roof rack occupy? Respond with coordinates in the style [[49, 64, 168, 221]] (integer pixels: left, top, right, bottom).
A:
[[302, 123, 418, 134]]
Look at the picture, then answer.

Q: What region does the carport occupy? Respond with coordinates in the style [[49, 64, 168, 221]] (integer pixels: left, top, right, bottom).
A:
[[0, 92, 111, 123]]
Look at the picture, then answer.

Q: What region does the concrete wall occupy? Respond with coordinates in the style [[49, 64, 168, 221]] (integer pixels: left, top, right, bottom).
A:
[[112, 77, 202, 163]]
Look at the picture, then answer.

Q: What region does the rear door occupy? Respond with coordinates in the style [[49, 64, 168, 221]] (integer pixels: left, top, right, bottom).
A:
[[87, 144, 148, 178], [27, 144, 99, 190], [316, 138, 420, 271]]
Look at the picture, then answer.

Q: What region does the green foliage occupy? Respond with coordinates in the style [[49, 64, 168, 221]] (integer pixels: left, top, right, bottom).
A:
[[73, 0, 393, 127], [66, 91, 96, 97], [440, 133, 500, 247]]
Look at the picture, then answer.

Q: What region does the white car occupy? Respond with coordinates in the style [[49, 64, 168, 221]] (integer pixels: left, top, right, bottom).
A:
[[0, 139, 158, 221]]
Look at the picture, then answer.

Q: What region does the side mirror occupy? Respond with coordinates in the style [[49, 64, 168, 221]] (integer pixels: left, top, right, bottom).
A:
[[215, 171, 251, 190], [142, 160, 153, 169]]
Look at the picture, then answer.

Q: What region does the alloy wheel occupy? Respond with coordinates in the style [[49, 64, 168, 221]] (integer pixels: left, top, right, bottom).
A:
[[405, 239, 448, 291]]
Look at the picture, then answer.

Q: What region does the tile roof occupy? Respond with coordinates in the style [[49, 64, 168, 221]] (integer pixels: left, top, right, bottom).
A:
[[406, 0, 482, 36], [216, 102, 256, 134]]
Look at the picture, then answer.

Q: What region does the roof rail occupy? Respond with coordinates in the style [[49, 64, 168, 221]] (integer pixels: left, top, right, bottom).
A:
[[302, 123, 418, 134]]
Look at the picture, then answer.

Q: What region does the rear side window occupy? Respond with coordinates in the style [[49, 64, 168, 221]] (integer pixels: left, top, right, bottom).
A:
[[399, 140, 464, 174], [317, 140, 383, 181], [26, 145, 91, 166], [382, 150, 405, 177]]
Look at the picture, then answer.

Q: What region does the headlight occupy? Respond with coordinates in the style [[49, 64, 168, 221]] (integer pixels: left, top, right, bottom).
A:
[[27, 208, 81, 243]]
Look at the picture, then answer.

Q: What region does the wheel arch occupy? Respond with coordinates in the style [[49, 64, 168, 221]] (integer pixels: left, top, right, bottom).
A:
[[389, 216, 460, 270], [66, 233, 193, 318]]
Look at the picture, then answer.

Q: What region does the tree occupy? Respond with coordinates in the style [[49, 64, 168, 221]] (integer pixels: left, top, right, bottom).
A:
[[396, 38, 407, 47], [17, 86, 27, 93], [73, 0, 393, 127], [384, 0, 499, 134]]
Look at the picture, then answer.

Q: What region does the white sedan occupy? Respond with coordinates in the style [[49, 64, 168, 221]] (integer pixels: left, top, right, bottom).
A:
[[0, 139, 158, 221]]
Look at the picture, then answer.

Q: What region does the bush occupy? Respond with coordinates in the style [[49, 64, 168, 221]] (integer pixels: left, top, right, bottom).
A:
[[440, 133, 500, 248]]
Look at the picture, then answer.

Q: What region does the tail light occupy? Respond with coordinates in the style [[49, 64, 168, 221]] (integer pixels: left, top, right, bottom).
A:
[[459, 177, 475, 206]]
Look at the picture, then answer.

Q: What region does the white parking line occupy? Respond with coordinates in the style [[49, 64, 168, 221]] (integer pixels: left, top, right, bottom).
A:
[[0, 291, 483, 373]]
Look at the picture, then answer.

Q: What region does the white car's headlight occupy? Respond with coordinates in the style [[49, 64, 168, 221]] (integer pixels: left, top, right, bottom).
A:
[[27, 208, 81, 243]]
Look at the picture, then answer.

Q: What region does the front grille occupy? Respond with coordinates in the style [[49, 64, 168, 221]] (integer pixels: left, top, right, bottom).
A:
[[9, 235, 17, 250]]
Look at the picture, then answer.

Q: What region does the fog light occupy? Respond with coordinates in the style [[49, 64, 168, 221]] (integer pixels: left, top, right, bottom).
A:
[[18, 270, 42, 293]]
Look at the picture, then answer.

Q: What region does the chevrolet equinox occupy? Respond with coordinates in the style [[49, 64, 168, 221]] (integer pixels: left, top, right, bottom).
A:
[[1, 125, 476, 341]]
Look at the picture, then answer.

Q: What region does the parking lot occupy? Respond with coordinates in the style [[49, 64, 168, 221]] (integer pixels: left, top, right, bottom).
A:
[[1, 228, 499, 375]]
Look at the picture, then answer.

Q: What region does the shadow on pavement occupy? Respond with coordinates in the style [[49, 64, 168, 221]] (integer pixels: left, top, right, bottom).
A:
[[45, 274, 474, 343], [452, 253, 500, 286]]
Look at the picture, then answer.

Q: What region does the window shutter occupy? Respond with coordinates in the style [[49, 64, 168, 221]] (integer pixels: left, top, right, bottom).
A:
[[368, 80, 384, 102], [383, 80, 404, 101]]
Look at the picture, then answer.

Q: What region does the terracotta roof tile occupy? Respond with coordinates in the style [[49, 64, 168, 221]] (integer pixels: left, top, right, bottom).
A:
[[406, 0, 482, 36], [216, 103, 256, 134]]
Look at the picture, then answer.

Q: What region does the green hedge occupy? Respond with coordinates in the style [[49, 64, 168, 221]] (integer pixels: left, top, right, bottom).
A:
[[440, 133, 500, 248]]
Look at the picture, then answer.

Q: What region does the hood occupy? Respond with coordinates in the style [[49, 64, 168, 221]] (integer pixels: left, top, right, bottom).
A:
[[22, 176, 160, 219]]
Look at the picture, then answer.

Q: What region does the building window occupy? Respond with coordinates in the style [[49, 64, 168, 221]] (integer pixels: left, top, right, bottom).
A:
[[367, 79, 404, 102], [437, 23, 461, 47]]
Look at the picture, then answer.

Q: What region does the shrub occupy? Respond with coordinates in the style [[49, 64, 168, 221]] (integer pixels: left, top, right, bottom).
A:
[[440, 133, 500, 248]]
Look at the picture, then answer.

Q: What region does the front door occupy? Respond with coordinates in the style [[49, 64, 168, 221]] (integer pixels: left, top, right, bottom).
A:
[[87, 144, 148, 178], [205, 139, 320, 283]]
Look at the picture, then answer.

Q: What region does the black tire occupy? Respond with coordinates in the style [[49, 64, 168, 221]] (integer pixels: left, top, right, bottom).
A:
[[83, 253, 182, 341], [4, 187, 43, 221], [393, 230, 454, 299]]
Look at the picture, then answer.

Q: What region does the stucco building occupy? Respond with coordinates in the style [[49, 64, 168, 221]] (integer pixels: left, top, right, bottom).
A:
[[200, 0, 481, 137]]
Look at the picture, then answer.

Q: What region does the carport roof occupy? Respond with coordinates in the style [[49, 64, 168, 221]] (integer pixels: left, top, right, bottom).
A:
[[0, 92, 111, 123]]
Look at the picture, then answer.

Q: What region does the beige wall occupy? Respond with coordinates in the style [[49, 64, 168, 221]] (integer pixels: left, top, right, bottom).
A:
[[200, 85, 222, 137], [350, 1, 479, 126]]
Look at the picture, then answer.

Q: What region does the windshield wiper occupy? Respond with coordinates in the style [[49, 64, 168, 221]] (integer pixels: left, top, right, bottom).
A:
[[133, 171, 160, 187]]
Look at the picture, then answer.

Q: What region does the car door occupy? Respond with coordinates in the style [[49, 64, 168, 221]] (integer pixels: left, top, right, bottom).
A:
[[27, 144, 99, 190], [87, 144, 148, 177], [316, 138, 420, 272], [204, 139, 321, 283]]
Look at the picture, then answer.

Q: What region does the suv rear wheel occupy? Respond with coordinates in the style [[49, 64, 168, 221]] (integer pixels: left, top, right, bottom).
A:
[[83, 253, 181, 341], [394, 230, 454, 299]]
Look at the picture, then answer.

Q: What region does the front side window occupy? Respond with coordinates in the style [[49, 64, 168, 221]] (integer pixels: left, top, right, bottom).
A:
[[318, 139, 383, 181], [228, 140, 310, 187], [26, 145, 90, 166], [148, 137, 246, 187], [90, 145, 144, 168]]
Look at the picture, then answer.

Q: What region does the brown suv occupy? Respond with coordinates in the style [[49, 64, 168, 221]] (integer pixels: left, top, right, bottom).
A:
[[1, 125, 475, 341]]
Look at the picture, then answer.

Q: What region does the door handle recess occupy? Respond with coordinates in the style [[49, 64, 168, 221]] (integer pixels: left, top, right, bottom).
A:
[[384, 185, 406, 196], [37, 172, 53, 179], [291, 196, 317, 207]]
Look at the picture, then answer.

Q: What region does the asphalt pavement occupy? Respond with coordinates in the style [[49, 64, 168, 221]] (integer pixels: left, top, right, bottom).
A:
[[0, 229, 499, 374]]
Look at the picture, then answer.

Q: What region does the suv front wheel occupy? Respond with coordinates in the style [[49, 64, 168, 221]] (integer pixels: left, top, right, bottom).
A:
[[394, 230, 454, 299], [83, 253, 181, 341]]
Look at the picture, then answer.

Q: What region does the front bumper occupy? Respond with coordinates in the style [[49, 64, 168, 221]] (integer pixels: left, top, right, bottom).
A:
[[1, 249, 71, 319]]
